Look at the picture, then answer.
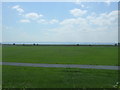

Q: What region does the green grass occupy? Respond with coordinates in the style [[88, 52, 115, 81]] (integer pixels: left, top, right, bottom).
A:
[[2, 65, 118, 88], [0, 46, 2, 88], [0, 65, 2, 89], [0, 46, 2, 62], [2, 46, 118, 88], [3, 46, 118, 65]]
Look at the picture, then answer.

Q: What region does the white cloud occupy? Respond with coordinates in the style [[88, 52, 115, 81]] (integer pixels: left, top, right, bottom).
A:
[[87, 10, 118, 26], [24, 12, 43, 20], [70, 8, 87, 17], [49, 19, 59, 24], [11, 5, 59, 25], [75, 0, 81, 5], [81, 4, 85, 8], [9, 4, 118, 43], [105, 0, 111, 6], [37, 19, 59, 24], [12, 5, 19, 9], [12, 5, 24, 13], [37, 19, 48, 24], [74, 1, 85, 8], [60, 17, 88, 27], [20, 19, 30, 23], [60, 18, 76, 25], [65, 10, 118, 28], [45, 10, 118, 43]]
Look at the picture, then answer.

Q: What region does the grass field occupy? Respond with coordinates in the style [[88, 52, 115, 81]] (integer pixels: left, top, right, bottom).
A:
[[3, 46, 118, 65], [0, 46, 2, 62], [0, 46, 2, 88], [2, 65, 118, 88], [2, 46, 119, 88]]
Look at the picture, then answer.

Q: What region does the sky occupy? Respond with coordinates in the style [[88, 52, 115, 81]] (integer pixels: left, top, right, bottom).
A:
[[2, 2, 118, 43]]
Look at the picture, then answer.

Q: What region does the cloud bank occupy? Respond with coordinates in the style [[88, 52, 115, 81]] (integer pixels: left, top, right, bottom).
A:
[[3, 3, 118, 43]]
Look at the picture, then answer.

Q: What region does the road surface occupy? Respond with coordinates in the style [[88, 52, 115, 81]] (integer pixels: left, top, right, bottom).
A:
[[0, 62, 119, 70]]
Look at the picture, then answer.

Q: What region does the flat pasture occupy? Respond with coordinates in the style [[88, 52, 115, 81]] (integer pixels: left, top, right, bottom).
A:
[[3, 46, 118, 65], [2, 65, 118, 88], [2, 46, 119, 88]]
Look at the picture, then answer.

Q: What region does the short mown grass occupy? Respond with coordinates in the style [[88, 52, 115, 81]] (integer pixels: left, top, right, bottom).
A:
[[2, 65, 118, 88], [3, 46, 118, 65]]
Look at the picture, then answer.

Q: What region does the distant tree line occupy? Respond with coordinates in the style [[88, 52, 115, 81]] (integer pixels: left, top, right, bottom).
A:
[[11, 43, 119, 46]]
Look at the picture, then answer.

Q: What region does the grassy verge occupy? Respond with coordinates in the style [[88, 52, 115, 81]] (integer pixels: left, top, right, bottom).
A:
[[2, 65, 118, 88], [3, 46, 118, 65], [0, 46, 2, 89]]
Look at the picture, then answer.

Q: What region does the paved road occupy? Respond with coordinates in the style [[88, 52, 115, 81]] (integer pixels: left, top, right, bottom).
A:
[[0, 62, 119, 70]]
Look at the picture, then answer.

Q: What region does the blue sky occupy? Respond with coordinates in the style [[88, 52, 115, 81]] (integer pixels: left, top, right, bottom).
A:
[[2, 2, 118, 43]]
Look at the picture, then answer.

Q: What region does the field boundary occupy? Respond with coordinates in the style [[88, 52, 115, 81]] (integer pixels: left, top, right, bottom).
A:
[[1, 62, 119, 70]]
